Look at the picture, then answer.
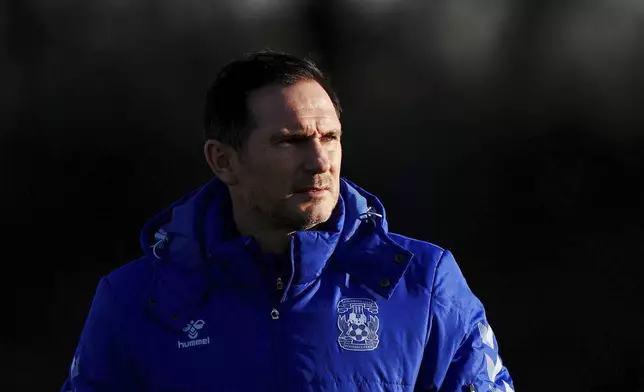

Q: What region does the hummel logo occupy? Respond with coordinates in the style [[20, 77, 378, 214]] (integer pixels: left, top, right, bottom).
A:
[[183, 320, 205, 339], [177, 319, 211, 349]]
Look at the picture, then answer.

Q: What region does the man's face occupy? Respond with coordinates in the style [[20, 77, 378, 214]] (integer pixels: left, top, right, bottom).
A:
[[233, 80, 342, 231]]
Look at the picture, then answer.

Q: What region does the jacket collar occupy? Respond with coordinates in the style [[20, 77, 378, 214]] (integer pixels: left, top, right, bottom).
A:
[[140, 177, 414, 330]]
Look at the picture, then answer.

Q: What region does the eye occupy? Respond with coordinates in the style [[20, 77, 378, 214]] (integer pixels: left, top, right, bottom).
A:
[[322, 134, 340, 142], [279, 135, 310, 145], [278, 137, 300, 145]]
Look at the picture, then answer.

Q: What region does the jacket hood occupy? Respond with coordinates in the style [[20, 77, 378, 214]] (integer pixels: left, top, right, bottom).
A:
[[140, 176, 390, 264]]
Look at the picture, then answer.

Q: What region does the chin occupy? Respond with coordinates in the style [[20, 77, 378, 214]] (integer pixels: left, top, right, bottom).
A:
[[306, 209, 333, 225], [280, 191, 338, 230], [299, 200, 336, 227]]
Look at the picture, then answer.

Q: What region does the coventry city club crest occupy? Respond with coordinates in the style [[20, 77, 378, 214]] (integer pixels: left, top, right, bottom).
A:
[[337, 298, 380, 351]]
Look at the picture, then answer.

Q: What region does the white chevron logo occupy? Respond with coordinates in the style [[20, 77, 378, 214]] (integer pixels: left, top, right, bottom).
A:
[[70, 355, 79, 379], [489, 380, 514, 392], [485, 353, 503, 381], [478, 321, 495, 350]]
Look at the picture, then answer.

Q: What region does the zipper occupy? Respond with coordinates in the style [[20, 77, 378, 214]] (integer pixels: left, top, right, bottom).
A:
[[271, 276, 284, 389], [272, 277, 284, 319], [273, 242, 292, 391]]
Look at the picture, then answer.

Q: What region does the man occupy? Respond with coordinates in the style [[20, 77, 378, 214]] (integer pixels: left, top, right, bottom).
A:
[[62, 51, 514, 392]]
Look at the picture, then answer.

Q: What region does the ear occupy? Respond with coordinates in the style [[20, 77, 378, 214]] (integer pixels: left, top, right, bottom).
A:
[[204, 139, 239, 185]]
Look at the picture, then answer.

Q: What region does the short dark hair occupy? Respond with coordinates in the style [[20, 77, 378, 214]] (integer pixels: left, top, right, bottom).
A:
[[203, 51, 342, 150]]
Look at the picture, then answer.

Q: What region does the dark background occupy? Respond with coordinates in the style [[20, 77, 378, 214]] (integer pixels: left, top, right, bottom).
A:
[[4, 0, 643, 390]]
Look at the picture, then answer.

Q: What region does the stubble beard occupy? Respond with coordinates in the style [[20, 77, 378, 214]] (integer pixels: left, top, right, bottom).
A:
[[248, 187, 339, 233]]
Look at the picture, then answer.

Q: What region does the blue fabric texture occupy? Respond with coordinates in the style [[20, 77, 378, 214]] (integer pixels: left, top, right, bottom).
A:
[[61, 177, 514, 392]]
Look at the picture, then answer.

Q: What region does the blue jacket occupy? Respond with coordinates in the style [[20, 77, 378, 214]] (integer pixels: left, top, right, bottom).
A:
[[62, 177, 514, 392]]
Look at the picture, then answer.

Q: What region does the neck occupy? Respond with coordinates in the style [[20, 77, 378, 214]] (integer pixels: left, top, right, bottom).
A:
[[230, 200, 293, 255]]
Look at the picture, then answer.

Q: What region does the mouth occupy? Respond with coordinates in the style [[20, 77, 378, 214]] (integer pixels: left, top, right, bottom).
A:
[[294, 186, 330, 196]]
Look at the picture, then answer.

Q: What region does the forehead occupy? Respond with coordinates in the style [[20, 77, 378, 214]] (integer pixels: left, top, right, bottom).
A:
[[247, 80, 340, 132]]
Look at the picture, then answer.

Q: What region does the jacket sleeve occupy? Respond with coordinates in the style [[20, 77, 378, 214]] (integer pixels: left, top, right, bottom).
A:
[[415, 250, 515, 392], [60, 277, 138, 392]]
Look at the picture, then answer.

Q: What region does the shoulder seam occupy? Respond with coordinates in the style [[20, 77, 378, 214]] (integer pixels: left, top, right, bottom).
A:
[[423, 248, 445, 346], [431, 250, 472, 321]]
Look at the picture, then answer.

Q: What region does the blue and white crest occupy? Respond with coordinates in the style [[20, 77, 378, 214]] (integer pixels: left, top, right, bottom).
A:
[[337, 298, 380, 351]]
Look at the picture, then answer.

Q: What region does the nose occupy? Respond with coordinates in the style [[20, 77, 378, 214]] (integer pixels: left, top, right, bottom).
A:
[[303, 138, 331, 173]]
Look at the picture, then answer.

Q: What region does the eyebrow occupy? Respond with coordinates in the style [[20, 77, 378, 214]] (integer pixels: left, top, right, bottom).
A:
[[278, 127, 342, 137]]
